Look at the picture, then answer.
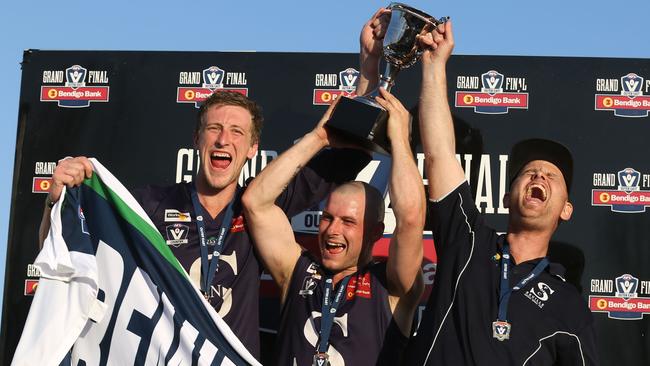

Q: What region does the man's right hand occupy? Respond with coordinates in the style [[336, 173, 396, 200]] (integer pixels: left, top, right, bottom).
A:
[[48, 156, 93, 205]]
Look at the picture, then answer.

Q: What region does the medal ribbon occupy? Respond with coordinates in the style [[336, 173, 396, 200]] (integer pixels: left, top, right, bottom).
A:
[[190, 184, 237, 296], [497, 243, 549, 322], [317, 274, 352, 353]]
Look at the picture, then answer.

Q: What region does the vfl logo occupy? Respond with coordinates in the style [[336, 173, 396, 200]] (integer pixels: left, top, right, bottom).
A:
[[299, 277, 317, 297], [615, 274, 638, 300], [313, 68, 360, 105], [202, 66, 225, 90], [592, 167, 650, 213], [165, 224, 189, 247], [481, 70, 504, 95], [595, 72, 649, 117], [66, 65, 87, 89], [589, 273, 650, 320], [339, 68, 359, 93], [618, 168, 641, 192], [621, 73, 643, 98]]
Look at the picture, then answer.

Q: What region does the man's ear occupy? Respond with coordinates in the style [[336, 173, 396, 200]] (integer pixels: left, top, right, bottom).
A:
[[502, 192, 510, 209], [560, 201, 573, 221]]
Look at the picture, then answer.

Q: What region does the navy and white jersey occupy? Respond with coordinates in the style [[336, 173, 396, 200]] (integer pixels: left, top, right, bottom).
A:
[[133, 148, 371, 360], [275, 253, 407, 366], [404, 182, 599, 365], [13, 159, 259, 366]]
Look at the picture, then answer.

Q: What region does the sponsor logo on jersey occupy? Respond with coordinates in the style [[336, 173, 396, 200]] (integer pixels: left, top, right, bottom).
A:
[[164, 209, 192, 222], [165, 224, 189, 247], [589, 274, 650, 320], [455, 70, 529, 114], [346, 271, 372, 300], [523, 281, 555, 309], [313, 68, 359, 105], [176, 66, 248, 108], [32, 177, 52, 193], [592, 167, 650, 213], [230, 215, 245, 233], [24, 279, 39, 296], [595, 73, 650, 117], [40, 65, 110, 108]]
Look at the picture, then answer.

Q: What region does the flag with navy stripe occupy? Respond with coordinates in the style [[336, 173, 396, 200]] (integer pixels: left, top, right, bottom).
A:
[[13, 159, 260, 366]]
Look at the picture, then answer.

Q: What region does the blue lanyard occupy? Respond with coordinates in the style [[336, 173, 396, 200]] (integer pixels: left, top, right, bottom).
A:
[[497, 243, 549, 322], [190, 184, 237, 296], [317, 274, 352, 353]]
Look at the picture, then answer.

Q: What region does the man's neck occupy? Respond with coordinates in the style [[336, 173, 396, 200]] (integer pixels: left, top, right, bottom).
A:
[[505, 230, 550, 264], [194, 179, 237, 219]]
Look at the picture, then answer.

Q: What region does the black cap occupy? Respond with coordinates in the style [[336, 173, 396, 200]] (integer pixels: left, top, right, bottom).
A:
[[508, 138, 573, 193]]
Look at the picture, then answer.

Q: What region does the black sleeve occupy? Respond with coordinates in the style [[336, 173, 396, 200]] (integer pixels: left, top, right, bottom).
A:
[[555, 320, 600, 365], [427, 181, 487, 257], [275, 148, 371, 218]]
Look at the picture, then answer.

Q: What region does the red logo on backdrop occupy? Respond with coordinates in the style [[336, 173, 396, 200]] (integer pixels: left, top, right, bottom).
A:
[[313, 68, 359, 105], [454, 70, 529, 114], [40, 65, 110, 108], [230, 215, 245, 233], [24, 280, 39, 296], [176, 66, 248, 108], [32, 177, 52, 193], [594, 73, 650, 117], [346, 272, 372, 300]]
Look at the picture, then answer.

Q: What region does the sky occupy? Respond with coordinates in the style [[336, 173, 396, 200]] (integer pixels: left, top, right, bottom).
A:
[[1, 0, 649, 323]]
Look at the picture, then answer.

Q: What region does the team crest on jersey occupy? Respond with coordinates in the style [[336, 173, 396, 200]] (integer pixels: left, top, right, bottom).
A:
[[299, 276, 318, 297], [455, 70, 529, 114], [589, 273, 650, 320], [313, 67, 360, 105], [40, 64, 110, 108], [592, 167, 650, 213], [176, 65, 248, 108], [165, 224, 189, 247], [595, 73, 650, 117], [164, 209, 192, 222]]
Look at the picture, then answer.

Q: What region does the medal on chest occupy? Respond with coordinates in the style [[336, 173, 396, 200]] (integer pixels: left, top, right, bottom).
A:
[[312, 352, 330, 366]]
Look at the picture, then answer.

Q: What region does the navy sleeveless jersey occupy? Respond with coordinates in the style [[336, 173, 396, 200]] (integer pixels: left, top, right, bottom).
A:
[[133, 148, 371, 360], [275, 252, 407, 366]]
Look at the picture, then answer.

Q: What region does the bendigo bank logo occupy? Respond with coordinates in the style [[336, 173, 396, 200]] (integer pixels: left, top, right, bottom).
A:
[[589, 274, 650, 320], [40, 65, 110, 108], [455, 70, 529, 114], [595, 73, 650, 117], [176, 66, 248, 108], [592, 167, 650, 213], [313, 68, 360, 105]]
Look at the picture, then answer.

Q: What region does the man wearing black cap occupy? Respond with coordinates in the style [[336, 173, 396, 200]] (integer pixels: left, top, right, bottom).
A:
[[403, 21, 599, 365]]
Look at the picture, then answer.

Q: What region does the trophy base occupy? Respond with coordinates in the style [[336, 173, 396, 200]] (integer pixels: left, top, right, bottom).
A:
[[326, 96, 391, 155]]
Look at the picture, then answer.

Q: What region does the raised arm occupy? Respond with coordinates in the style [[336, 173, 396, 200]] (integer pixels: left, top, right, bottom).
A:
[[38, 157, 93, 247], [418, 20, 466, 200], [374, 89, 425, 302], [355, 8, 390, 96], [241, 102, 338, 303]]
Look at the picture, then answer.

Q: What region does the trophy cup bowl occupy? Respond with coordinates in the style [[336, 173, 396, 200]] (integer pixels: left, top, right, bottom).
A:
[[326, 3, 447, 154]]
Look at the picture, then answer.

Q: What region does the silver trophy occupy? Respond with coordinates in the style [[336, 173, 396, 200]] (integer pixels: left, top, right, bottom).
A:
[[327, 3, 447, 154]]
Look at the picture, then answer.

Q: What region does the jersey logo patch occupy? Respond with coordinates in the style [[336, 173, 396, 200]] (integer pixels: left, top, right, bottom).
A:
[[524, 281, 555, 309], [165, 224, 189, 247], [164, 209, 192, 222], [346, 272, 371, 300], [230, 215, 245, 233]]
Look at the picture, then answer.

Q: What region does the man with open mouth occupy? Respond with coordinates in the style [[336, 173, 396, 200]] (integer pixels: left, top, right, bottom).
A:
[[242, 86, 425, 366], [38, 90, 372, 362], [402, 20, 599, 365]]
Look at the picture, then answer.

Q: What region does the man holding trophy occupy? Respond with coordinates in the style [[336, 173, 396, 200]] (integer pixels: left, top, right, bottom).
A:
[[241, 5, 440, 365], [403, 18, 600, 366]]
